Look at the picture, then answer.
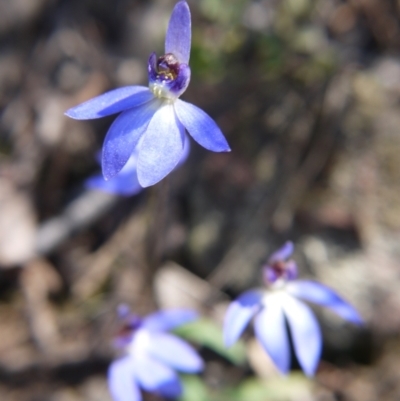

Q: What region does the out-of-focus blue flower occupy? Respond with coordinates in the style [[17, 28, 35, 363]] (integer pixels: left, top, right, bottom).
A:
[[223, 241, 363, 376], [65, 1, 230, 188], [108, 306, 203, 401], [86, 152, 142, 197], [86, 134, 191, 196]]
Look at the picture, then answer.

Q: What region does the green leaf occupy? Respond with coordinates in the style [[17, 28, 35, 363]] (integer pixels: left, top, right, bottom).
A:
[[179, 375, 210, 401], [227, 375, 313, 401], [174, 318, 246, 365]]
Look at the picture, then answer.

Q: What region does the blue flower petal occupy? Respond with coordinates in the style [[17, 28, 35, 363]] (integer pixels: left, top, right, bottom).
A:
[[108, 357, 142, 401], [102, 100, 161, 180], [165, 1, 191, 64], [133, 355, 182, 399], [86, 174, 142, 197], [142, 309, 198, 332], [180, 134, 191, 164], [281, 294, 322, 376], [287, 280, 363, 325], [269, 241, 294, 263], [86, 153, 143, 196], [223, 290, 263, 347], [175, 100, 231, 152], [137, 103, 185, 187], [147, 332, 203, 373], [65, 86, 154, 120], [254, 297, 290, 374]]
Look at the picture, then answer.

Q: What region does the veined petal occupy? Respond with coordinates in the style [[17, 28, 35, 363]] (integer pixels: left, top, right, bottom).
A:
[[223, 290, 263, 347], [165, 1, 191, 64], [133, 355, 182, 399], [102, 99, 161, 180], [137, 103, 185, 187], [147, 332, 203, 373], [254, 296, 290, 374], [269, 241, 294, 263], [108, 357, 142, 401], [287, 280, 363, 325], [65, 87, 154, 120], [175, 100, 231, 152], [281, 294, 322, 376], [143, 309, 198, 332]]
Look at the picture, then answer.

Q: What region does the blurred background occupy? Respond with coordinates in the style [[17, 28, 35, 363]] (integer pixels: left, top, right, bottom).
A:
[[1, 0, 400, 399]]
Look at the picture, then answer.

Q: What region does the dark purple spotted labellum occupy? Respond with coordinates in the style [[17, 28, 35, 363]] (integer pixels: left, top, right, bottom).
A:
[[148, 51, 191, 99], [157, 53, 180, 78], [263, 241, 298, 286]]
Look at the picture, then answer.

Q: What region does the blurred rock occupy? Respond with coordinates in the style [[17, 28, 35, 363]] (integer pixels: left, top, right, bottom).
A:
[[154, 262, 223, 310], [80, 376, 112, 401], [36, 96, 66, 146], [0, 179, 36, 267], [116, 58, 146, 86], [0, 0, 50, 35]]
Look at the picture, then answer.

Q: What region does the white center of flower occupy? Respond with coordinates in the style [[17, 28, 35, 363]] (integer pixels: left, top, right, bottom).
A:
[[149, 81, 177, 100], [127, 328, 151, 358], [261, 288, 288, 307]]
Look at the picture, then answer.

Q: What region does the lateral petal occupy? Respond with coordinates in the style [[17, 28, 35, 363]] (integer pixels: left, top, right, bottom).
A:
[[137, 103, 185, 187], [147, 332, 203, 373], [108, 357, 142, 401], [65, 86, 154, 120], [143, 309, 198, 332], [223, 290, 263, 347], [102, 100, 161, 180], [165, 1, 191, 64], [287, 280, 363, 324], [281, 294, 322, 376], [175, 100, 230, 152], [254, 296, 291, 374]]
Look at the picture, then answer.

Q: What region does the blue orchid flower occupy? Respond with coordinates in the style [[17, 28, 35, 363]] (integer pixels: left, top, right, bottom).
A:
[[108, 306, 203, 401], [223, 241, 363, 376], [86, 134, 191, 196], [65, 1, 230, 188]]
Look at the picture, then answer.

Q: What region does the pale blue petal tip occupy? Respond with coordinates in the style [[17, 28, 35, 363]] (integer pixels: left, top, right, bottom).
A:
[[175, 100, 230, 153], [287, 280, 364, 325]]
